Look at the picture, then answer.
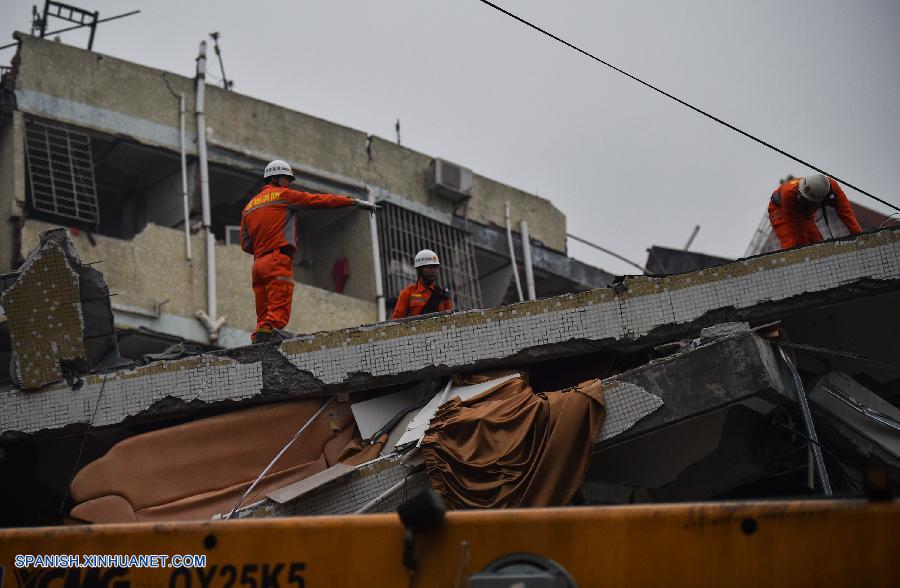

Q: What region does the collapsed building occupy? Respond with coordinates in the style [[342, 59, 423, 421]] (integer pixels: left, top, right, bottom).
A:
[[0, 26, 898, 535], [1, 225, 898, 525]]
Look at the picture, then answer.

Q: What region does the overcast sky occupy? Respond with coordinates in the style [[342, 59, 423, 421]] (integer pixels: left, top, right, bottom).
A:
[[2, 0, 898, 275]]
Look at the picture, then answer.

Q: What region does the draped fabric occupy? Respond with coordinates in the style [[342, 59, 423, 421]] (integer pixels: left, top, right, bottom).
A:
[[422, 374, 605, 509], [69, 400, 383, 523]]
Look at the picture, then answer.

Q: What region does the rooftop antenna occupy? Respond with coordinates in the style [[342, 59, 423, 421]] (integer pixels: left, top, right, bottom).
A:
[[25, 1, 140, 51], [209, 32, 233, 90], [395, 118, 401, 145], [684, 224, 700, 251]]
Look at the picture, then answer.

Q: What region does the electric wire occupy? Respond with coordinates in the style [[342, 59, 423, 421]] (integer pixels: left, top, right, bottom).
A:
[[779, 341, 900, 372], [59, 374, 108, 515], [225, 397, 335, 519], [474, 0, 899, 214]]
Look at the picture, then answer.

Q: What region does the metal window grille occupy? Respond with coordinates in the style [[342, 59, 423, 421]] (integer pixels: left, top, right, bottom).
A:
[[378, 203, 482, 311], [24, 118, 100, 224]]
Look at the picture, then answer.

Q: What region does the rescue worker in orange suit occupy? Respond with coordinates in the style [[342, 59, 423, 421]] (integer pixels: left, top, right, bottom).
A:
[[241, 160, 378, 343], [392, 249, 453, 319], [768, 173, 862, 250]]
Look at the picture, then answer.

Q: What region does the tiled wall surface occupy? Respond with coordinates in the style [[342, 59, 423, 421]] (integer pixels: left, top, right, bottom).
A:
[[2, 230, 897, 436], [0, 355, 262, 434], [281, 230, 900, 384], [2, 245, 85, 389], [597, 381, 664, 442], [239, 455, 427, 518]]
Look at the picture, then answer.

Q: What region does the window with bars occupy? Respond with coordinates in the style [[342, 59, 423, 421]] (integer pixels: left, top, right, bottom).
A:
[[377, 203, 482, 311], [24, 118, 100, 224]]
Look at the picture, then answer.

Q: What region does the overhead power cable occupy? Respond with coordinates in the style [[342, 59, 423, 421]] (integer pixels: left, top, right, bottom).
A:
[[568, 233, 648, 274], [474, 0, 899, 214]]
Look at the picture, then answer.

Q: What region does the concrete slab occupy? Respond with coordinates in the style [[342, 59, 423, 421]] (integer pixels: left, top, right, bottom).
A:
[[595, 332, 790, 448], [2, 229, 898, 437]]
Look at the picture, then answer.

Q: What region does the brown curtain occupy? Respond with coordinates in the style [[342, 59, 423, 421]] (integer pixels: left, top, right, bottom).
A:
[[422, 375, 604, 509]]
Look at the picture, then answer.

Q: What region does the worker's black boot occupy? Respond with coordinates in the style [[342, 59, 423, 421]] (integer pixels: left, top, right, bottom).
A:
[[252, 330, 274, 344]]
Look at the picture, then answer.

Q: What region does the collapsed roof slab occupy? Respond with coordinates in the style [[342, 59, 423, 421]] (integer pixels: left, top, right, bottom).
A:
[[1, 229, 898, 437], [239, 329, 788, 519], [271, 229, 899, 390]]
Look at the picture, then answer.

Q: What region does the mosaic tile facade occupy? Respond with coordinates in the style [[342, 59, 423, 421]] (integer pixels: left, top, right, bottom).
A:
[[2, 245, 85, 390], [1, 230, 897, 436], [597, 381, 664, 441], [238, 455, 428, 518], [0, 355, 263, 434], [280, 230, 900, 384]]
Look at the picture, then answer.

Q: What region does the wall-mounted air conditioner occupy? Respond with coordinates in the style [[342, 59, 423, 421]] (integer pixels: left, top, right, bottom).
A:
[[429, 158, 473, 205]]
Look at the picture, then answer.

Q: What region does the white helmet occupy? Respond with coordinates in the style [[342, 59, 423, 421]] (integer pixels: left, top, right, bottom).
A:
[[798, 173, 831, 203], [414, 249, 440, 268], [264, 159, 294, 180]]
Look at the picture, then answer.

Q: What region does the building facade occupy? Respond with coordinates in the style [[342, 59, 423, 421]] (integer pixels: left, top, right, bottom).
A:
[[0, 33, 610, 351]]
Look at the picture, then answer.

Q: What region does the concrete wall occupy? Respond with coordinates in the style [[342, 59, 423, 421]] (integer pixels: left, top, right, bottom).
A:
[[11, 34, 567, 252], [0, 111, 25, 272], [22, 220, 376, 338]]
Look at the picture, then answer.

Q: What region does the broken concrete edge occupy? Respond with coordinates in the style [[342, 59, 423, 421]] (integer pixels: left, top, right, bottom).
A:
[[252, 276, 896, 398], [593, 332, 791, 450], [276, 228, 900, 350], [274, 231, 900, 388], [2, 232, 86, 388], [2, 229, 898, 437], [0, 277, 895, 439], [2, 228, 121, 389]]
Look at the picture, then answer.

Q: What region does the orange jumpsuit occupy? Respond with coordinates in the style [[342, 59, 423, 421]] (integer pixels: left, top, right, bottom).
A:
[[240, 185, 355, 335], [392, 280, 453, 319], [767, 177, 862, 250]]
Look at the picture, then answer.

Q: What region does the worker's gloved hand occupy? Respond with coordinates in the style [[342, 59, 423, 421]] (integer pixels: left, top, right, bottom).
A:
[[354, 199, 380, 212]]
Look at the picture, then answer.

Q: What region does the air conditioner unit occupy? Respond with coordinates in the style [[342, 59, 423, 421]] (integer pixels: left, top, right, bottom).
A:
[[429, 158, 473, 205]]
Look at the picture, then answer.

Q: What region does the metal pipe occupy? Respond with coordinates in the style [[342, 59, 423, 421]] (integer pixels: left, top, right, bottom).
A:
[[505, 203, 524, 302], [520, 219, 536, 300], [684, 224, 700, 251], [226, 397, 335, 518], [178, 94, 191, 261], [195, 40, 222, 342], [368, 189, 386, 321], [776, 344, 833, 496]]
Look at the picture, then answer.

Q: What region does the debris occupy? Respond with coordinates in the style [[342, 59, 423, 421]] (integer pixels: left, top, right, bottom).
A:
[[0, 229, 120, 390], [351, 381, 428, 440], [396, 373, 519, 448], [810, 372, 900, 460]]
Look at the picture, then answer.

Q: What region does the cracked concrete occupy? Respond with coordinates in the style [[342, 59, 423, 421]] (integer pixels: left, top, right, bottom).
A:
[[1, 228, 898, 437]]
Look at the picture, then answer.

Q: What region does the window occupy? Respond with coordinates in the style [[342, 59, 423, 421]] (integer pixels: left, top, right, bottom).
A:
[[24, 118, 100, 224], [377, 203, 482, 311]]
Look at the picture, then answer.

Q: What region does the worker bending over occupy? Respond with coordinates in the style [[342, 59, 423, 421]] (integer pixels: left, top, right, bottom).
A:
[[392, 249, 453, 319], [768, 173, 862, 250], [241, 160, 377, 343]]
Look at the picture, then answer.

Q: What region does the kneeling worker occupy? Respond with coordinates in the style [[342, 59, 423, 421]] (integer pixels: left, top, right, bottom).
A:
[[392, 249, 453, 319], [241, 160, 377, 343], [768, 173, 861, 250]]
